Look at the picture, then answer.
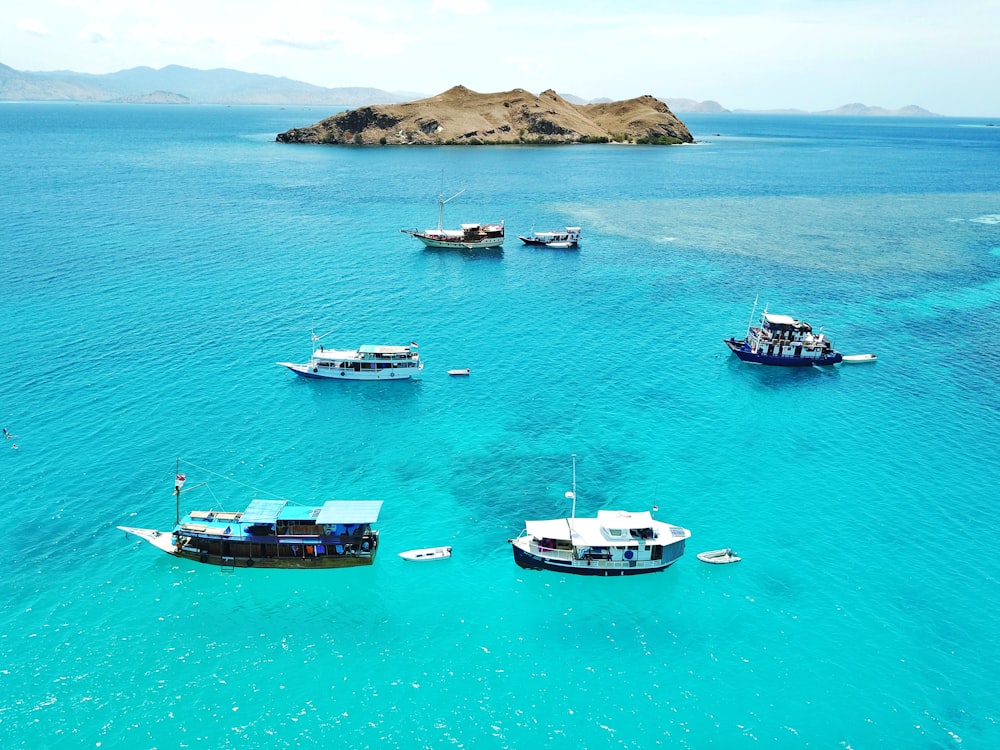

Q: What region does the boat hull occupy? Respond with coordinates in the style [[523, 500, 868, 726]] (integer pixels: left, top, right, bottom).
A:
[[724, 338, 843, 366], [406, 233, 504, 249], [518, 237, 578, 248], [120, 525, 379, 569], [175, 549, 377, 569], [279, 362, 422, 380], [511, 543, 679, 576]]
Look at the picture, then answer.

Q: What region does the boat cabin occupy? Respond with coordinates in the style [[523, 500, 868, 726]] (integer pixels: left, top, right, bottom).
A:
[[596, 510, 657, 540], [309, 345, 420, 373], [744, 312, 837, 360]]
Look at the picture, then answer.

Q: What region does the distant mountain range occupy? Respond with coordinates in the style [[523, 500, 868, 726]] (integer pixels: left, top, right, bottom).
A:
[[0, 62, 939, 116], [0, 62, 410, 106], [660, 97, 938, 117]]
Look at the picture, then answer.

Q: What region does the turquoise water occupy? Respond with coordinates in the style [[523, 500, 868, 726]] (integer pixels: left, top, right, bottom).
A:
[[2, 104, 999, 748]]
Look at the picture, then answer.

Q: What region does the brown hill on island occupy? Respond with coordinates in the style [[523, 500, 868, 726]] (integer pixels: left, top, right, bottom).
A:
[[276, 86, 693, 145]]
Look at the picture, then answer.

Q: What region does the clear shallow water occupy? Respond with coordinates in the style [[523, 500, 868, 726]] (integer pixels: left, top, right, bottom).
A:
[[2, 105, 999, 748]]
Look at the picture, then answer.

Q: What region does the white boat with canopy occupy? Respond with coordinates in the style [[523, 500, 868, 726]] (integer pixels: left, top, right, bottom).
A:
[[508, 455, 691, 576], [278, 330, 422, 380]]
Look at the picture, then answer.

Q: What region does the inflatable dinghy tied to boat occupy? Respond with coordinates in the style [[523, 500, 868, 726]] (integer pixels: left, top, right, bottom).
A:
[[841, 353, 877, 364], [697, 548, 741, 564], [398, 546, 452, 561]]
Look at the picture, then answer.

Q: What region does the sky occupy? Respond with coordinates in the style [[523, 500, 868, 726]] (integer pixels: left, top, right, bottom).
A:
[[3, 0, 999, 116]]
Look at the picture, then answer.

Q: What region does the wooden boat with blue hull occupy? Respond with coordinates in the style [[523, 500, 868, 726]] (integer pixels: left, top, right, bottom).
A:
[[725, 303, 843, 367], [507, 456, 691, 577], [119, 471, 383, 569]]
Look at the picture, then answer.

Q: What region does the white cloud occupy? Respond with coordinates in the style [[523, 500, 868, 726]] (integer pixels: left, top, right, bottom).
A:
[[78, 23, 116, 44], [431, 0, 491, 16], [2, 1, 998, 114], [16, 18, 50, 37]]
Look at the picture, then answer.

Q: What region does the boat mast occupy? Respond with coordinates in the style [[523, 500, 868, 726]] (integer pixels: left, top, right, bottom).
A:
[[310, 326, 337, 354], [570, 454, 577, 520], [565, 454, 578, 539], [746, 294, 759, 338], [174, 457, 181, 526], [747, 295, 762, 353], [437, 188, 465, 232]]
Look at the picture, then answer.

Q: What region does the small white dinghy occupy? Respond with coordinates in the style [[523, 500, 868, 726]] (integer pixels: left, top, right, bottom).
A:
[[841, 353, 877, 364], [697, 548, 741, 564], [448, 368, 471, 376], [399, 546, 452, 561]]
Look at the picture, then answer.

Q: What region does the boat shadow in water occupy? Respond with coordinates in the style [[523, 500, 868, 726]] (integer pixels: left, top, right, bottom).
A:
[[422, 245, 504, 261], [297, 376, 424, 411], [726, 356, 841, 389]]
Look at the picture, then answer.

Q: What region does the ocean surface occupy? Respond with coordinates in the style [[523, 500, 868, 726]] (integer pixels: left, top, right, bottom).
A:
[[2, 103, 999, 749]]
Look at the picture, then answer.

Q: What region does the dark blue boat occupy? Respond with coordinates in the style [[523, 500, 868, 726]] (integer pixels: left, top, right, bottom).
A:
[[725, 305, 843, 367]]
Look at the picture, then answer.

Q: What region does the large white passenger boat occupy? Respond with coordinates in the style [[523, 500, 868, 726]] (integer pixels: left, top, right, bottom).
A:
[[278, 339, 422, 380], [401, 188, 504, 249], [508, 456, 691, 576]]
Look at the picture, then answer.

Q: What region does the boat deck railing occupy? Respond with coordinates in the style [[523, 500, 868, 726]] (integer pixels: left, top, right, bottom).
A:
[[530, 543, 668, 569], [532, 545, 574, 561]]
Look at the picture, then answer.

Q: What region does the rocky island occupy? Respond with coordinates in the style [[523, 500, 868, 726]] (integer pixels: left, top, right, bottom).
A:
[[276, 85, 693, 146]]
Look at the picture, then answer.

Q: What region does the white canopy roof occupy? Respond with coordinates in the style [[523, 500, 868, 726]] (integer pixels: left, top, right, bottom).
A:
[[597, 509, 653, 528], [242, 499, 288, 524], [524, 512, 687, 548], [763, 313, 797, 326], [316, 500, 383, 524], [312, 348, 358, 361]]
